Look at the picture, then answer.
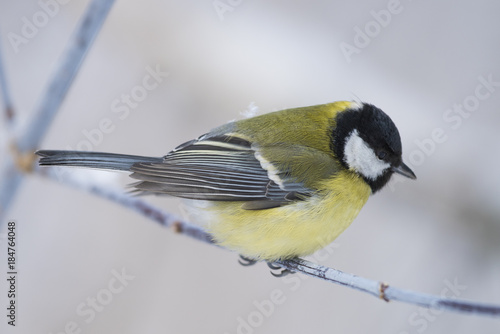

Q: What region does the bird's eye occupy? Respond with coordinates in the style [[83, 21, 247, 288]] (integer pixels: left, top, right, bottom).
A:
[[377, 150, 387, 160]]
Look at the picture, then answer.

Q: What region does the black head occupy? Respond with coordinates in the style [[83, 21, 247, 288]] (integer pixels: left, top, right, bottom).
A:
[[332, 103, 416, 193]]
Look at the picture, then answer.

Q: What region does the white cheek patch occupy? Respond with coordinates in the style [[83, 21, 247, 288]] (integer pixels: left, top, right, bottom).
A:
[[343, 130, 390, 180]]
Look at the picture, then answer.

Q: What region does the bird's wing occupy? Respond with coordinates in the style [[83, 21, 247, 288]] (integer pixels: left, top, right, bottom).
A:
[[129, 134, 336, 210]]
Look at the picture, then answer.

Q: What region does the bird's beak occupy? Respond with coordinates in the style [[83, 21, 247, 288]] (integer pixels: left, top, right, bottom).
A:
[[391, 162, 416, 180]]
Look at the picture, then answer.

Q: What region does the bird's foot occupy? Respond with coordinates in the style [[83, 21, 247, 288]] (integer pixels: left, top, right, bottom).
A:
[[238, 255, 258, 266], [267, 262, 295, 277], [238, 255, 296, 277]]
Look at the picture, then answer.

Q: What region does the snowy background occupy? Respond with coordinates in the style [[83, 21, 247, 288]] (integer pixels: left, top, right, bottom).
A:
[[1, 1, 500, 333]]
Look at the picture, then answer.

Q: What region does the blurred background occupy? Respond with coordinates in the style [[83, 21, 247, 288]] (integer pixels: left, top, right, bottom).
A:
[[1, 0, 500, 333]]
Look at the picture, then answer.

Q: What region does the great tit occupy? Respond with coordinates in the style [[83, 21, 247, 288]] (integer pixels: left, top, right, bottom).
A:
[[37, 101, 416, 261]]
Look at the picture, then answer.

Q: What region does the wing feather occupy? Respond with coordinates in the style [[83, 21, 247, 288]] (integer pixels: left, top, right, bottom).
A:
[[128, 135, 313, 207]]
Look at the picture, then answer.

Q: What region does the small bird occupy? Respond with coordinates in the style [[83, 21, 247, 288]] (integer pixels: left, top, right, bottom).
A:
[[37, 101, 415, 264]]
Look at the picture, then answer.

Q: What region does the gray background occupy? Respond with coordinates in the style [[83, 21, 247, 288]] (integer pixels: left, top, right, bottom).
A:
[[1, 1, 499, 333]]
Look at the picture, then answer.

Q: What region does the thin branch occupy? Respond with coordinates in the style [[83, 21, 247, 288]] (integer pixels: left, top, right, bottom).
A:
[[0, 0, 115, 221], [16, 0, 116, 153], [273, 259, 500, 317], [0, 29, 14, 122], [36, 165, 214, 245], [34, 165, 500, 319]]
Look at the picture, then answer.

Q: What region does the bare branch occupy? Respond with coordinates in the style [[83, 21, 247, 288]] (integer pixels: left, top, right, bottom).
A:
[[17, 0, 116, 153], [36, 164, 214, 245], [34, 165, 500, 319], [0, 29, 14, 122], [273, 258, 500, 317], [0, 0, 116, 221]]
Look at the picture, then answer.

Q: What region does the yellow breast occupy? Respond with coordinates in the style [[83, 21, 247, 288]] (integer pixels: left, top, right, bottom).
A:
[[186, 170, 371, 261]]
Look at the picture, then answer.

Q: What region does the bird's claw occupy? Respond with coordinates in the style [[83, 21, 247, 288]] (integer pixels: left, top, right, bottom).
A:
[[238, 256, 296, 277], [267, 262, 295, 277], [238, 255, 258, 266]]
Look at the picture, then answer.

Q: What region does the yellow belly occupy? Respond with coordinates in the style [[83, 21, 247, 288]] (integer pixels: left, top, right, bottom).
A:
[[185, 170, 371, 261]]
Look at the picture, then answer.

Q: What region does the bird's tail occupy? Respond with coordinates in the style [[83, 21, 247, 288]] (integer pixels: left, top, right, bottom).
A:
[[36, 150, 163, 171]]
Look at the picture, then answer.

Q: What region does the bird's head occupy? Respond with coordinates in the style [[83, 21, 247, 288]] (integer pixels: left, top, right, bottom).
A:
[[333, 102, 416, 193]]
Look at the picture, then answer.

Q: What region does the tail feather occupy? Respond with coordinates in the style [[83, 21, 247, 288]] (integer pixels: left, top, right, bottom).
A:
[[36, 150, 163, 171]]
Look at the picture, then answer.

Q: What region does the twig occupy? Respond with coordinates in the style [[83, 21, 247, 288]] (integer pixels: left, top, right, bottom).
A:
[[0, 0, 116, 221], [273, 259, 500, 317], [36, 165, 215, 245], [34, 165, 500, 319], [0, 29, 14, 122], [16, 0, 115, 153]]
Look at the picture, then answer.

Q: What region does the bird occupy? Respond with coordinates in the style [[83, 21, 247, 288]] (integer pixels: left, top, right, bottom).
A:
[[37, 100, 416, 266]]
